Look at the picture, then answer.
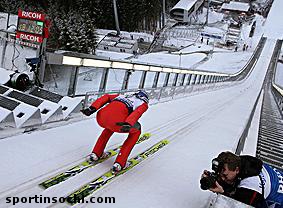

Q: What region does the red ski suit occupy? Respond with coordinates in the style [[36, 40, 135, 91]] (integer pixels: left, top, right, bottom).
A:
[[90, 94, 148, 167]]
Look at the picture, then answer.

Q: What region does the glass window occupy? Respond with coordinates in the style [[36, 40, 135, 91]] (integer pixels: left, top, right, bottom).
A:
[[43, 65, 72, 95], [144, 71, 156, 88], [185, 74, 192, 85], [75, 67, 104, 94], [177, 74, 185, 86], [106, 68, 126, 91], [168, 73, 175, 86], [157, 72, 167, 87], [128, 70, 143, 89]]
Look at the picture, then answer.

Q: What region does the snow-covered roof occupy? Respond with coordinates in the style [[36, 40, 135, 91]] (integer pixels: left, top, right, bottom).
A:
[[104, 36, 120, 42], [210, 0, 225, 4], [116, 43, 133, 49], [171, 0, 198, 10], [99, 34, 136, 50], [203, 26, 225, 35], [201, 26, 225, 40], [100, 40, 116, 46], [120, 39, 136, 44], [221, 2, 250, 12], [170, 0, 204, 22]]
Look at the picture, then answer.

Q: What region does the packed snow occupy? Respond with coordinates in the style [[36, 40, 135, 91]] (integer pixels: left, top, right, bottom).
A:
[[0, 0, 283, 207]]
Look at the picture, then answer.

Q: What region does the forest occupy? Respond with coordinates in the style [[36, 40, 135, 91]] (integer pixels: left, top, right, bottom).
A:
[[0, 0, 179, 53]]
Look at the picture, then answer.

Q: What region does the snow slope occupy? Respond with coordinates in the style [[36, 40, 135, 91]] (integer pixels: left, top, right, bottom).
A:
[[0, 39, 276, 208], [0, 0, 283, 207]]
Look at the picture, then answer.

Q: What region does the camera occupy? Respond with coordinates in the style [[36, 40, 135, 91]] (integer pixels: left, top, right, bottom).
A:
[[200, 171, 218, 190], [200, 158, 223, 190], [8, 72, 30, 91]]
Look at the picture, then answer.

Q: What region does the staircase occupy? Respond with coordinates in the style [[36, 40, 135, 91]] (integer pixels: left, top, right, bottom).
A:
[[256, 39, 283, 170], [257, 89, 283, 170], [226, 26, 241, 44]]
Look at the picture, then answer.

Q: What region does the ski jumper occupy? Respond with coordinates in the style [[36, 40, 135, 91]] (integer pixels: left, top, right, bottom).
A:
[[90, 94, 148, 167]]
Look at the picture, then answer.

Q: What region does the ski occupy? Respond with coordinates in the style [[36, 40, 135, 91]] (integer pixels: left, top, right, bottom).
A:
[[65, 139, 169, 205], [39, 133, 151, 189]]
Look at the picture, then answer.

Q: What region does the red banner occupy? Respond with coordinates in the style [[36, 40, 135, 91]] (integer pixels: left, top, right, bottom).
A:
[[16, 32, 43, 43], [18, 9, 45, 21]]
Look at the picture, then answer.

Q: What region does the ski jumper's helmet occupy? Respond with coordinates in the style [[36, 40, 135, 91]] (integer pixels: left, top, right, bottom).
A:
[[135, 90, 149, 103]]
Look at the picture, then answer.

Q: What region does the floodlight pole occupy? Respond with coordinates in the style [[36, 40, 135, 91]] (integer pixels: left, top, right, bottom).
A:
[[6, 12, 10, 30], [37, 38, 47, 86], [1, 13, 10, 68], [162, 0, 166, 27], [113, 0, 120, 36], [206, 0, 210, 25]]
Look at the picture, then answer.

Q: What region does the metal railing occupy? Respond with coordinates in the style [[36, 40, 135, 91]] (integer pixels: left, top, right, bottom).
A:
[[83, 79, 234, 108], [272, 84, 283, 119], [82, 37, 266, 107], [234, 39, 283, 158]]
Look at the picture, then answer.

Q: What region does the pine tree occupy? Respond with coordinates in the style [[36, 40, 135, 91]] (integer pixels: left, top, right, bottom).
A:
[[118, 0, 139, 31], [92, 0, 115, 30], [0, 0, 181, 52], [55, 0, 97, 54]]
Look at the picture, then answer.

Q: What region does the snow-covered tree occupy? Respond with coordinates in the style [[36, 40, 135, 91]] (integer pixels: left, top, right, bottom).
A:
[[56, 1, 97, 54], [0, 0, 180, 52]]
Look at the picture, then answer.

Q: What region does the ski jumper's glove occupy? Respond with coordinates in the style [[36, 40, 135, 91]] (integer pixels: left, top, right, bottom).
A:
[[116, 122, 132, 132], [81, 106, 96, 116]]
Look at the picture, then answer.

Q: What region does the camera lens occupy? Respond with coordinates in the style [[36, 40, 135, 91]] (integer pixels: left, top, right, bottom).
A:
[[200, 175, 216, 190], [200, 177, 211, 190]]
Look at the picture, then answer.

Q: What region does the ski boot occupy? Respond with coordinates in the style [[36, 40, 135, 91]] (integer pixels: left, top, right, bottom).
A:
[[112, 161, 132, 174], [87, 153, 99, 163], [87, 152, 111, 163], [112, 162, 122, 174]]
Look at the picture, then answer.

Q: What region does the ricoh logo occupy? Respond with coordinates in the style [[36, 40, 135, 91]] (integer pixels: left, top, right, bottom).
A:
[[21, 11, 42, 20], [16, 32, 43, 43], [20, 34, 40, 42]]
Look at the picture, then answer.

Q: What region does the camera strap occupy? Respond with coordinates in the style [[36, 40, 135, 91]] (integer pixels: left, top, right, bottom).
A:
[[259, 174, 265, 197], [258, 174, 271, 208]]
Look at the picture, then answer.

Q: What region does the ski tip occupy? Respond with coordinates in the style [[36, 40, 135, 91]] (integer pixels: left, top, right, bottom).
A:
[[136, 132, 152, 144]]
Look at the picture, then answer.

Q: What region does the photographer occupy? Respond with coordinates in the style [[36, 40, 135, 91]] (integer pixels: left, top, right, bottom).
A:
[[200, 151, 283, 207]]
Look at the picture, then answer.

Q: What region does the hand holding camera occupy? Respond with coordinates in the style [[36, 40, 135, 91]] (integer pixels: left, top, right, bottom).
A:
[[200, 158, 225, 193], [209, 181, 224, 194], [200, 170, 224, 193], [200, 170, 218, 190]]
